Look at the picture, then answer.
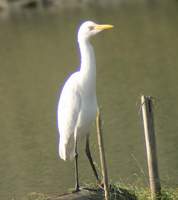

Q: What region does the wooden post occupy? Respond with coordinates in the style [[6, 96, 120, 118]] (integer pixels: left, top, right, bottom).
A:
[[96, 109, 110, 200], [141, 95, 161, 200]]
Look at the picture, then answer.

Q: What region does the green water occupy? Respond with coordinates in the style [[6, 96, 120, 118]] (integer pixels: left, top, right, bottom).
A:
[[0, 1, 178, 199]]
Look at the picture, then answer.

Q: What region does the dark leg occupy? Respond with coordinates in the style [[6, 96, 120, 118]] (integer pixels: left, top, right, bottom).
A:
[[74, 141, 80, 192], [85, 136, 100, 183]]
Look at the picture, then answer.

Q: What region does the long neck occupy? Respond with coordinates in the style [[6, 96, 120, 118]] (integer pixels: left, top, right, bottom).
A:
[[78, 39, 96, 89]]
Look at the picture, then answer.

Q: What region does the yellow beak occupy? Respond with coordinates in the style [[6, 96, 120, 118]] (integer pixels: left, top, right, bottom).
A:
[[94, 24, 114, 31]]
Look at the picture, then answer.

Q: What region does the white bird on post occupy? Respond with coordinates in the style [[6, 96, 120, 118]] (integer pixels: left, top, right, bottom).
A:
[[57, 20, 113, 192]]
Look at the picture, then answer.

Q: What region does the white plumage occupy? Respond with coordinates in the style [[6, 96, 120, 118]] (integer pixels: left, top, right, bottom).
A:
[[57, 20, 113, 191]]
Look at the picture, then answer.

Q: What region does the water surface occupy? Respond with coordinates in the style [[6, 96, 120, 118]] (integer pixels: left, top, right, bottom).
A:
[[0, 1, 178, 199]]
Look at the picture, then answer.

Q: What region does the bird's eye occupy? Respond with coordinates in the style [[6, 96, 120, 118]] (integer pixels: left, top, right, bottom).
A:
[[88, 26, 94, 31]]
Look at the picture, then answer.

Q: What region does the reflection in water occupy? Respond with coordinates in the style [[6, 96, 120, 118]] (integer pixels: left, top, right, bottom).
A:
[[0, 1, 178, 199]]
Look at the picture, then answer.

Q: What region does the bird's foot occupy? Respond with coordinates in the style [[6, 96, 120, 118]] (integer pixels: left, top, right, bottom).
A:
[[97, 180, 104, 190], [97, 181, 112, 191], [72, 185, 80, 193]]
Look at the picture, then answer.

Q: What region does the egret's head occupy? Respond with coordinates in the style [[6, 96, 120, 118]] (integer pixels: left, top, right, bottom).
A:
[[78, 21, 113, 42]]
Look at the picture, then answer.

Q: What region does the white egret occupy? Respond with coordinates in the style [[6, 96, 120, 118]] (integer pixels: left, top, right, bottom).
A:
[[57, 20, 113, 192]]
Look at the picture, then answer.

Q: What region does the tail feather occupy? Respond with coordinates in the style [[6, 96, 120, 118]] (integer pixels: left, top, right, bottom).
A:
[[59, 135, 75, 161]]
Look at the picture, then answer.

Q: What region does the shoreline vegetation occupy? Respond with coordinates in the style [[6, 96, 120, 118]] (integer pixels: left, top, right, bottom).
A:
[[0, 0, 157, 18], [21, 184, 178, 200], [0, 0, 126, 15]]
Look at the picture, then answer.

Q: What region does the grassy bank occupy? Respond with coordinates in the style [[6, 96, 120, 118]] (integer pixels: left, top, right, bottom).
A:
[[123, 185, 178, 200], [22, 184, 178, 200]]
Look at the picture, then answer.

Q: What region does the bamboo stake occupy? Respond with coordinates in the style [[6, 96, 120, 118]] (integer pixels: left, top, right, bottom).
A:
[[141, 95, 161, 200], [96, 109, 110, 200]]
